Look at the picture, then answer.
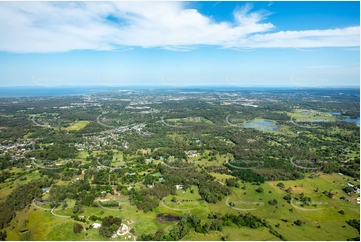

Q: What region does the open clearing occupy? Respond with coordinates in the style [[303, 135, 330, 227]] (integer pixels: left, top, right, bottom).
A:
[[64, 121, 89, 131]]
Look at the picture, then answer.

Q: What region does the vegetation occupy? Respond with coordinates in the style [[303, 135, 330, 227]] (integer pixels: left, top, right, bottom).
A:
[[0, 88, 359, 240], [99, 216, 122, 238]]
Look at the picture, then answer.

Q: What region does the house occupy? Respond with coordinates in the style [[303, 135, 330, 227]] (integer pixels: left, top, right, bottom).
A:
[[92, 223, 101, 229], [185, 150, 198, 157], [175, 185, 183, 190], [42, 188, 50, 193]]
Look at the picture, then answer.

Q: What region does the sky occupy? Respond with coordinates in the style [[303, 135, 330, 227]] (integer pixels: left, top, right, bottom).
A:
[[0, 1, 359, 88]]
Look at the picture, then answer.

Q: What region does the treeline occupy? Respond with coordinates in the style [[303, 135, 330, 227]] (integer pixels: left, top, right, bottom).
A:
[[0, 115, 33, 141], [99, 215, 122, 238], [128, 165, 231, 212], [139, 212, 286, 241], [230, 169, 265, 183], [48, 180, 113, 208], [26, 144, 77, 160], [129, 183, 176, 212], [0, 179, 49, 229], [160, 165, 231, 203]]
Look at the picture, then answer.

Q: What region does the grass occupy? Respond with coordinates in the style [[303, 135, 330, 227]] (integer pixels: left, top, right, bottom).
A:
[[15, 171, 42, 186], [205, 173, 360, 241], [77, 150, 89, 159], [166, 117, 213, 125], [0, 182, 15, 201], [159, 186, 211, 217], [209, 172, 235, 182], [288, 109, 336, 122], [63, 120, 89, 131], [4, 173, 360, 241], [221, 226, 280, 241], [181, 229, 223, 241]]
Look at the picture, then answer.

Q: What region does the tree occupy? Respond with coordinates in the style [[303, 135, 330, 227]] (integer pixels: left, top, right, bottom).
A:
[[62, 201, 68, 210], [221, 233, 230, 241], [99, 216, 122, 238], [294, 220, 303, 226], [0, 230, 7, 241], [72, 205, 84, 214], [73, 223, 83, 234], [268, 199, 278, 205], [169, 226, 180, 240], [255, 187, 264, 193], [276, 182, 285, 189], [283, 194, 291, 202]]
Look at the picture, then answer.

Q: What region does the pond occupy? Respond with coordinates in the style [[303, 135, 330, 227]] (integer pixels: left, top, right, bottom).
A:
[[327, 112, 341, 116], [341, 117, 360, 125], [243, 119, 280, 132], [156, 213, 180, 223], [322, 112, 359, 125]]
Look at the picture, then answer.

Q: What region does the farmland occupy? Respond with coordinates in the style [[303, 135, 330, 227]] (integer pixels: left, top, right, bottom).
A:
[[0, 88, 359, 241]]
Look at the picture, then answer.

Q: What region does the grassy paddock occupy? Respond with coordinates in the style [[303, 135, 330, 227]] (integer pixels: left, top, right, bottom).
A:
[[64, 121, 90, 131]]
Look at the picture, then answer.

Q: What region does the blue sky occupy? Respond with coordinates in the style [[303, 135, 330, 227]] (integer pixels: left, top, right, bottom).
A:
[[0, 1, 359, 87]]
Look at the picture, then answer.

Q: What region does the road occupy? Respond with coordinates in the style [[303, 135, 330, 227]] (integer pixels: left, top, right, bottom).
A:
[[161, 116, 190, 128], [31, 116, 53, 128], [290, 198, 321, 211], [225, 114, 243, 128]]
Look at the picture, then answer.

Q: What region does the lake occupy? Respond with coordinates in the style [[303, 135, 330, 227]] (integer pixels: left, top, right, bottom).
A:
[[243, 119, 280, 132], [342, 117, 360, 125], [327, 112, 341, 116], [327, 112, 359, 125]]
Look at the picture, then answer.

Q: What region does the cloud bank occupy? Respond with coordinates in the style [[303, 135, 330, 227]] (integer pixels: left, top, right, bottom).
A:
[[0, 1, 359, 53]]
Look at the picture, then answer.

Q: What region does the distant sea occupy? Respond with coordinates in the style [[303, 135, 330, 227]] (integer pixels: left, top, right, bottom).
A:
[[0, 86, 117, 97], [0, 86, 359, 98]]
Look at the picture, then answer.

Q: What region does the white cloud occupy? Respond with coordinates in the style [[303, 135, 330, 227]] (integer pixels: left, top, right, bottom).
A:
[[0, 1, 359, 53]]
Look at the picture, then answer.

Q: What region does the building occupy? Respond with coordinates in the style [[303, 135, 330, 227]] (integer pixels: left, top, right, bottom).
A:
[[42, 188, 50, 193], [92, 223, 101, 229], [175, 185, 183, 190]]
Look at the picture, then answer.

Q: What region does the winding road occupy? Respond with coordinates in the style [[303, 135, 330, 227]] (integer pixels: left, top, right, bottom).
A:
[[161, 116, 191, 129], [31, 159, 63, 170], [290, 198, 322, 211], [97, 114, 116, 128], [160, 160, 193, 170], [225, 114, 244, 128], [290, 157, 320, 170], [290, 114, 317, 129], [159, 199, 194, 211], [31, 116, 53, 129], [225, 197, 259, 211]]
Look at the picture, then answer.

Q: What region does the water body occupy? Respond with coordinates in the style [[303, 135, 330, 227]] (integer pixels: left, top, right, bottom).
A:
[[342, 117, 360, 125], [327, 112, 341, 115], [301, 111, 310, 116], [0, 86, 115, 97], [327, 112, 359, 125], [243, 119, 280, 132]]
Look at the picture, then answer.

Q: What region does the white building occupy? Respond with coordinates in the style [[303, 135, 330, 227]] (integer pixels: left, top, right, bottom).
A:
[[92, 223, 101, 229], [175, 185, 183, 190]]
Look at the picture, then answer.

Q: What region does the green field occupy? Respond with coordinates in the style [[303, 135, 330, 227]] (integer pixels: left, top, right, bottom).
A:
[[64, 121, 90, 131], [166, 117, 213, 125], [289, 109, 337, 122]]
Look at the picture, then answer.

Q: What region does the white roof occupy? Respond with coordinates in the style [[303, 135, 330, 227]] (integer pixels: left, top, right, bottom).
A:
[[92, 223, 101, 228]]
